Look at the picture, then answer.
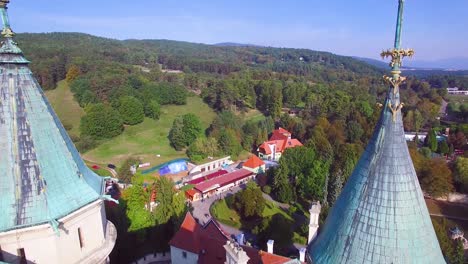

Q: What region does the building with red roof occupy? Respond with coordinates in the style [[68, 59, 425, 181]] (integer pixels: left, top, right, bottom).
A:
[[194, 169, 255, 198], [185, 189, 201, 202], [243, 155, 266, 174], [169, 213, 303, 264], [257, 128, 303, 161]]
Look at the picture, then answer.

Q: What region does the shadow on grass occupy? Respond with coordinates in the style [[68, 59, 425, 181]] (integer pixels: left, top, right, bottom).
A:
[[210, 195, 307, 257]]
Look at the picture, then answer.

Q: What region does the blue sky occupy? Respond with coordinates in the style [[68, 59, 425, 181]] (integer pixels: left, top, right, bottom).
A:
[[8, 0, 468, 60]]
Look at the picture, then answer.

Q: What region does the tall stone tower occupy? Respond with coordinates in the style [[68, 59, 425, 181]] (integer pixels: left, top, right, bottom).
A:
[[307, 1, 445, 263], [0, 1, 116, 263]]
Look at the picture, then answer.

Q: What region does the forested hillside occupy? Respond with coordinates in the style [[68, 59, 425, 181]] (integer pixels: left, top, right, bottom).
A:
[[16, 32, 468, 263], [16, 32, 457, 163]]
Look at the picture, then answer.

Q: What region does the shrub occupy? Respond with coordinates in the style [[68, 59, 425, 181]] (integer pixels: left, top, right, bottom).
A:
[[262, 185, 271, 194]]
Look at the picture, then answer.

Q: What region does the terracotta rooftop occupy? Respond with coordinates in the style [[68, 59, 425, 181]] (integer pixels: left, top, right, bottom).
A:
[[170, 212, 299, 264], [194, 169, 253, 193], [243, 155, 265, 169], [269, 127, 291, 141]]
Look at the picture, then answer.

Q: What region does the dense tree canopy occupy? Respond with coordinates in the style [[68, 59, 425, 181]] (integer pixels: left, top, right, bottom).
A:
[[234, 181, 266, 219], [80, 103, 124, 139], [272, 146, 329, 203], [169, 114, 203, 150], [118, 96, 145, 125]]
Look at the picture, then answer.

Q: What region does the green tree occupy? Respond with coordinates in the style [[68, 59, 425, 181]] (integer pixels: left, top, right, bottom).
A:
[[144, 100, 161, 120], [432, 218, 455, 262], [404, 110, 415, 131], [80, 103, 123, 139], [438, 140, 449, 155], [218, 129, 243, 157], [169, 117, 186, 150], [347, 120, 364, 143], [234, 181, 266, 218], [414, 109, 424, 132], [454, 157, 468, 192], [154, 177, 176, 224], [181, 113, 203, 146], [271, 166, 294, 204], [273, 146, 328, 203], [452, 239, 466, 264], [169, 114, 202, 150], [118, 96, 145, 125], [124, 183, 153, 232], [187, 137, 219, 162], [118, 157, 140, 184], [425, 129, 438, 152], [419, 158, 454, 198]]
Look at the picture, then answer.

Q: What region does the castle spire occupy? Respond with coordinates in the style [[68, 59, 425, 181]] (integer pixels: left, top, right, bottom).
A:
[[394, 0, 404, 50], [307, 1, 445, 263], [0, 0, 14, 38]]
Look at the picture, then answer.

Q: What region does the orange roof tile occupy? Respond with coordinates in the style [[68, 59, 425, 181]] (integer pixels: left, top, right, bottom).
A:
[[169, 213, 200, 253], [170, 213, 296, 264], [269, 127, 292, 141], [243, 155, 265, 169], [259, 142, 272, 155]]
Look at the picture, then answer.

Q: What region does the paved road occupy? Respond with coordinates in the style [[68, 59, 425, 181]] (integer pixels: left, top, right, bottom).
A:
[[191, 185, 244, 227], [430, 214, 468, 221]]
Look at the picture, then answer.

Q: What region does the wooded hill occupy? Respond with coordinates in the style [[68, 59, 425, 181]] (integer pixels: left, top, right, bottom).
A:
[[16, 32, 383, 89]]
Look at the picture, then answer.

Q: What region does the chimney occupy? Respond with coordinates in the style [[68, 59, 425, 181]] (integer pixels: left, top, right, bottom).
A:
[[308, 201, 322, 244], [299, 248, 306, 262], [267, 240, 274, 254], [224, 240, 250, 264]]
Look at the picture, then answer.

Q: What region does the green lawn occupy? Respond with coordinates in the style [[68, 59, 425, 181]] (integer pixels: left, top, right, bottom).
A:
[[262, 200, 293, 220], [45, 80, 85, 137], [242, 109, 266, 123], [447, 94, 468, 104], [211, 199, 242, 228], [211, 198, 292, 229], [83, 96, 216, 166]]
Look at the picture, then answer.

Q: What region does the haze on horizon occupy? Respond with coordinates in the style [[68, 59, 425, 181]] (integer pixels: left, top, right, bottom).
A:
[[9, 0, 468, 62]]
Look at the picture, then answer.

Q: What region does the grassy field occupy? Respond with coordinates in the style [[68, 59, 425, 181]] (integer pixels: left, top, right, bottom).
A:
[[447, 94, 468, 103], [242, 109, 266, 123], [211, 199, 242, 228], [83, 96, 216, 166], [44, 80, 84, 137], [211, 198, 292, 229]]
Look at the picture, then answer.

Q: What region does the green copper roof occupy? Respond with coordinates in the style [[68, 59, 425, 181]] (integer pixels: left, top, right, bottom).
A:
[[308, 1, 445, 263], [0, 3, 104, 232]]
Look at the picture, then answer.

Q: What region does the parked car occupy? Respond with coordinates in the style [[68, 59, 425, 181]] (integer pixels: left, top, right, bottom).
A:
[[107, 164, 116, 169]]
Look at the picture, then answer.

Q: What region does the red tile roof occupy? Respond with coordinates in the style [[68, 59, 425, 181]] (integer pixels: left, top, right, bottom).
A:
[[259, 142, 272, 154], [170, 213, 296, 264], [169, 213, 201, 253], [269, 127, 291, 141], [185, 189, 200, 199], [243, 155, 265, 169], [194, 169, 253, 193], [188, 170, 229, 185], [243, 248, 294, 264]]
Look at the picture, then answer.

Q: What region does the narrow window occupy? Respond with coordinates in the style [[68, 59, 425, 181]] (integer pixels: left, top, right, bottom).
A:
[[17, 248, 26, 264], [78, 228, 84, 248], [182, 251, 187, 258]]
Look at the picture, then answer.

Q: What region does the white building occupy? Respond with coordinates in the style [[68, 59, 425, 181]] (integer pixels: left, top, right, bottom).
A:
[[447, 87, 468, 95]]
